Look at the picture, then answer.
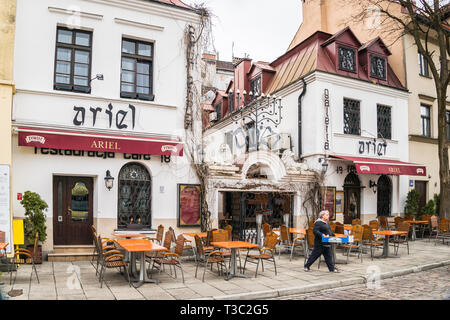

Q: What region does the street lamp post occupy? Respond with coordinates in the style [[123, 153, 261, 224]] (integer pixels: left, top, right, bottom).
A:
[[229, 89, 283, 151]]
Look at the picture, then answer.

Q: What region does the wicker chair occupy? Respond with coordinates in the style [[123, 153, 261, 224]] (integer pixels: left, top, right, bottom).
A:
[[9, 232, 40, 285], [341, 225, 364, 263], [262, 223, 272, 238], [419, 214, 431, 238], [150, 234, 185, 283], [243, 233, 278, 277], [391, 222, 410, 255], [278, 225, 292, 258], [351, 219, 361, 225], [362, 224, 384, 260], [146, 230, 172, 262], [334, 222, 344, 235], [394, 217, 404, 229], [97, 235, 130, 288], [378, 216, 389, 230], [169, 227, 196, 261], [429, 216, 439, 241], [436, 218, 450, 245], [194, 235, 228, 282], [224, 224, 233, 241], [147, 224, 164, 245], [329, 222, 337, 233], [369, 220, 379, 231]]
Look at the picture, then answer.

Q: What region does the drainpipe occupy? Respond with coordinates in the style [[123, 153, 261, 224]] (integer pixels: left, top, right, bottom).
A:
[[298, 77, 307, 159]]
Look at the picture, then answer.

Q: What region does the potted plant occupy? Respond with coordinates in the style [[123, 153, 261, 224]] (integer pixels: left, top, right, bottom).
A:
[[20, 191, 48, 264], [421, 199, 435, 216], [404, 189, 420, 219]]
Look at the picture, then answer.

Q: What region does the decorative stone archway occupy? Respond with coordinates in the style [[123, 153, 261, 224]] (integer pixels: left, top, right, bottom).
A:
[[241, 150, 287, 181]]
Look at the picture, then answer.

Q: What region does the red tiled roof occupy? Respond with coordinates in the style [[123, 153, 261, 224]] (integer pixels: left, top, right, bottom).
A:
[[216, 60, 234, 71]]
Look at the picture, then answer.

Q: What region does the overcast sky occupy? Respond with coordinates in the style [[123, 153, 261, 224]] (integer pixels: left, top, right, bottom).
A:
[[188, 0, 302, 63]]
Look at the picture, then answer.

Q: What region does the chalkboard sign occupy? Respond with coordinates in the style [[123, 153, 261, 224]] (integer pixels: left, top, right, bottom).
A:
[[178, 184, 201, 227], [320, 186, 336, 221]]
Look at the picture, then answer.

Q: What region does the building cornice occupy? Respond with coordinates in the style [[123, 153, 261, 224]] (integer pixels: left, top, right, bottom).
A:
[[14, 89, 178, 110], [48, 7, 103, 21], [80, 0, 201, 24], [114, 18, 164, 32]]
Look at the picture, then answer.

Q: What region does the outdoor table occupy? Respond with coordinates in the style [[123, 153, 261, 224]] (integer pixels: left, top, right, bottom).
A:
[[111, 233, 149, 239], [115, 238, 167, 288], [372, 230, 408, 258], [183, 232, 208, 238], [323, 233, 348, 265], [272, 228, 306, 235], [210, 241, 259, 280], [403, 220, 428, 241]]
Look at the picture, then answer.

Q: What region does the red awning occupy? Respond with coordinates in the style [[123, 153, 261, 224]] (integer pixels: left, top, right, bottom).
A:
[[17, 127, 183, 156], [330, 155, 426, 176]]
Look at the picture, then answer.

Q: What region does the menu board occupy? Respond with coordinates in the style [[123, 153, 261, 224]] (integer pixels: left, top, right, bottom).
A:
[[0, 165, 11, 253], [320, 186, 336, 221], [178, 184, 201, 227]]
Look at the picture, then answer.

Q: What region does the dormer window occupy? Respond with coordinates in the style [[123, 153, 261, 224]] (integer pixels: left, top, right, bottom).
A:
[[370, 55, 386, 80], [338, 46, 356, 72], [250, 76, 261, 100]]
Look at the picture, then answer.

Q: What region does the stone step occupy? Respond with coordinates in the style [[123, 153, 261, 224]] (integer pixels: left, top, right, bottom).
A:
[[48, 245, 96, 261], [53, 245, 95, 254]]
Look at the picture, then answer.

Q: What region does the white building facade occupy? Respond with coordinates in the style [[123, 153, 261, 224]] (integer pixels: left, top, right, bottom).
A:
[[11, 0, 202, 255]]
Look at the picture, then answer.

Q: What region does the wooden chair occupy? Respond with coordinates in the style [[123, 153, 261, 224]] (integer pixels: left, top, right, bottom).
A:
[[262, 223, 272, 238], [97, 235, 130, 288], [391, 222, 410, 255], [194, 235, 228, 282], [369, 220, 379, 231], [147, 224, 164, 245], [351, 219, 361, 225], [243, 233, 278, 277], [9, 232, 40, 285], [362, 224, 384, 260], [150, 234, 185, 283], [341, 225, 364, 263]]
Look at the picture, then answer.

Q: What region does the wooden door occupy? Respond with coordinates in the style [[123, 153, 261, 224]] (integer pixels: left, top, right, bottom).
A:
[[344, 188, 361, 224], [415, 181, 427, 214], [53, 176, 93, 245]]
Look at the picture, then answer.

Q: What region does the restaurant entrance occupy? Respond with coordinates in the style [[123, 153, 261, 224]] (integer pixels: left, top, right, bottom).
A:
[[221, 192, 293, 242], [343, 173, 361, 224], [53, 176, 93, 245]]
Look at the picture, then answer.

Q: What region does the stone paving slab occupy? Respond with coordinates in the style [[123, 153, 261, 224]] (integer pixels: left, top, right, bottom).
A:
[[1, 239, 449, 300]]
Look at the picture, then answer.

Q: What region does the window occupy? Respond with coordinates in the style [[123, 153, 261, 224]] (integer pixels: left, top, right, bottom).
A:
[[225, 131, 233, 154], [420, 104, 431, 137], [338, 46, 356, 72], [229, 93, 234, 113], [215, 102, 222, 120], [54, 27, 92, 93], [245, 121, 257, 152], [446, 110, 450, 141], [418, 52, 430, 77], [343, 98, 360, 135], [370, 55, 386, 80], [377, 105, 392, 140], [121, 38, 154, 101], [250, 76, 261, 100]]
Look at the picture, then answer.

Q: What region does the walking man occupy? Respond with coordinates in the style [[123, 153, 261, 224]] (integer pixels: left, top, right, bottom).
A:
[[304, 210, 339, 273]]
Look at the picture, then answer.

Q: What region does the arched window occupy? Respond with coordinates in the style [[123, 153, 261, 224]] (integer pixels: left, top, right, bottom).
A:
[[377, 175, 391, 217], [118, 163, 151, 230], [344, 172, 360, 187]]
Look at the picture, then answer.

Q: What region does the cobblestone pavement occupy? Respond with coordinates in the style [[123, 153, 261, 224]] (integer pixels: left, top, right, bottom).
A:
[[270, 266, 450, 300], [0, 239, 449, 300]]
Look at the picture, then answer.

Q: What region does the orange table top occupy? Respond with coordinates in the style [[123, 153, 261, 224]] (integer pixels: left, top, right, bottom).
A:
[[115, 239, 168, 252], [373, 230, 408, 236], [404, 220, 428, 224], [210, 241, 259, 250], [0, 242, 8, 251], [112, 233, 149, 238], [183, 232, 207, 238], [273, 228, 306, 235]]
